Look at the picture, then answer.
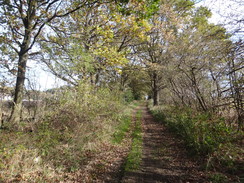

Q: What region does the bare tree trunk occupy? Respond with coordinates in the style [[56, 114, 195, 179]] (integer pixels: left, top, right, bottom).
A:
[[153, 89, 159, 106], [152, 72, 159, 106], [9, 53, 28, 124], [0, 112, 3, 129], [8, 0, 34, 125]]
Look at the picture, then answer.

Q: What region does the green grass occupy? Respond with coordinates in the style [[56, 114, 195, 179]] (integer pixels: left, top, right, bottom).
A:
[[209, 173, 228, 183], [112, 100, 141, 144], [112, 115, 132, 144], [124, 110, 143, 171]]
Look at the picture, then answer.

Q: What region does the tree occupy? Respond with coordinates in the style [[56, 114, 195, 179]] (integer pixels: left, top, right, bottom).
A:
[[166, 6, 232, 111], [228, 40, 244, 129], [0, 0, 98, 125], [133, 0, 194, 106], [39, 0, 152, 88]]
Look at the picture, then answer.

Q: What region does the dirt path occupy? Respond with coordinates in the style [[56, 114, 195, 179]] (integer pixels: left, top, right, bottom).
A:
[[122, 105, 209, 183]]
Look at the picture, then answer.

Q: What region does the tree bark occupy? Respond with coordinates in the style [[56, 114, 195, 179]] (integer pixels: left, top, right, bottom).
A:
[[152, 72, 159, 106], [9, 17, 32, 124], [9, 53, 28, 124]]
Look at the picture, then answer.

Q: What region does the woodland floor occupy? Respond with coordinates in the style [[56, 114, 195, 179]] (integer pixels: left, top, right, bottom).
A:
[[61, 104, 240, 183]]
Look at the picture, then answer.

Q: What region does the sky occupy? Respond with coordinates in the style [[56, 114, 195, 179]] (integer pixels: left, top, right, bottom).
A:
[[27, 62, 65, 91], [197, 0, 244, 39]]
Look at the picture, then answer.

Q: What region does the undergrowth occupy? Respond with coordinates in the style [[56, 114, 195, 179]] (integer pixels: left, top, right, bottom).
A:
[[148, 102, 244, 177], [0, 83, 136, 182]]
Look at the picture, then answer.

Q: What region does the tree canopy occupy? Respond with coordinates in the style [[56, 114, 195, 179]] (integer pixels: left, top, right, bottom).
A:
[[0, 0, 243, 128]]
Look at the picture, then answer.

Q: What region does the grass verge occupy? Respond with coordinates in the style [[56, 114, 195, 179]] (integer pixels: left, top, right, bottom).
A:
[[112, 101, 139, 144], [112, 116, 132, 144], [124, 109, 143, 171]]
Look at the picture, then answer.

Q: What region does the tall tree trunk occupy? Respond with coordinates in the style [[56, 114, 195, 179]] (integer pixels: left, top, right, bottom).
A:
[[153, 88, 159, 106], [9, 1, 33, 125], [153, 72, 159, 106], [9, 53, 28, 124]]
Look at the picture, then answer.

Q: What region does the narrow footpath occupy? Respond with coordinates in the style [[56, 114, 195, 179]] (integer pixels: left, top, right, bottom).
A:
[[122, 105, 208, 183]]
